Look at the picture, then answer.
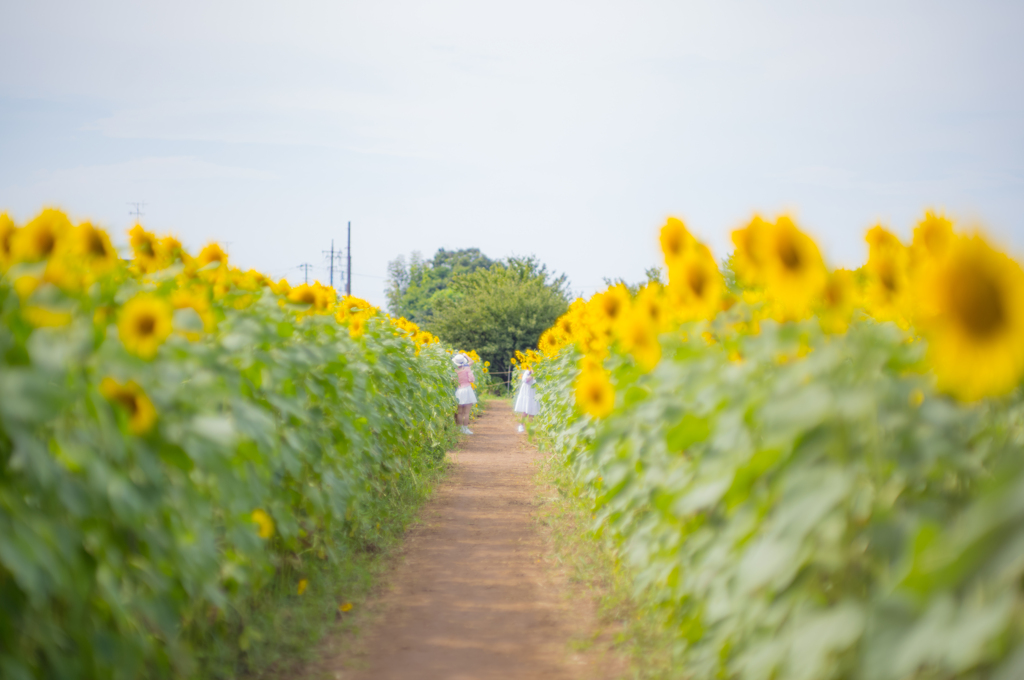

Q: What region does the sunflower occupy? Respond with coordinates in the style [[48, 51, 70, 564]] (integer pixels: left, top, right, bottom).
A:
[[575, 368, 615, 418], [915, 234, 1024, 401], [197, 242, 228, 268], [864, 227, 911, 328], [22, 306, 73, 328], [667, 243, 723, 322], [594, 284, 631, 330], [865, 224, 904, 259], [762, 216, 827, 321], [171, 288, 216, 335], [69, 222, 119, 277], [99, 377, 157, 434], [660, 217, 695, 267], [11, 209, 71, 263], [159, 235, 186, 265], [731, 215, 771, 287], [349, 313, 368, 338], [817, 269, 857, 334], [634, 283, 670, 332], [615, 309, 661, 372], [129, 225, 159, 271], [251, 509, 275, 539], [288, 284, 319, 305], [0, 213, 16, 270], [911, 211, 954, 268], [118, 294, 174, 359]]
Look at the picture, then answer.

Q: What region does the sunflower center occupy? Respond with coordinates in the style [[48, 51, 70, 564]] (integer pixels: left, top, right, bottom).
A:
[[880, 267, 898, 294], [36, 231, 56, 255], [87, 231, 108, 257], [688, 267, 707, 297], [778, 240, 801, 270], [824, 282, 842, 306], [950, 270, 1005, 339], [115, 393, 140, 416], [136, 314, 157, 336]]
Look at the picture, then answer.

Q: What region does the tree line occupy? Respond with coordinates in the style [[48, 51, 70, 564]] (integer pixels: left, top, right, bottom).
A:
[[386, 249, 571, 381]]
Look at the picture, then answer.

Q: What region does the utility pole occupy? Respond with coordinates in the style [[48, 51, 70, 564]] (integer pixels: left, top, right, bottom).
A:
[[322, 240, 335, 290], [323, 239, 345, 297], [298, 263, 313, 284], [127, 202, 146, 223], [346, 221, 352, 297]]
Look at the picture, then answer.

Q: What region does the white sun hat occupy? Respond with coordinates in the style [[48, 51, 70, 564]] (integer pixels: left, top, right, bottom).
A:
[[452, 353, 471, 367]]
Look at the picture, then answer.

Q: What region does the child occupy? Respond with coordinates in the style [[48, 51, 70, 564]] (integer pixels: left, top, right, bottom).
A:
[[513, 368, 538, 432], [453, 353, 477, 434]]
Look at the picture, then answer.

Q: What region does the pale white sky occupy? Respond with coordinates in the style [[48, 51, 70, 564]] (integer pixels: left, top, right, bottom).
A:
[[1, 0, 1022, 306]]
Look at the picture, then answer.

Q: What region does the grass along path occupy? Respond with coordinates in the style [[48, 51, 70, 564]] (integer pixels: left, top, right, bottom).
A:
[[300, 400, 623, 680]]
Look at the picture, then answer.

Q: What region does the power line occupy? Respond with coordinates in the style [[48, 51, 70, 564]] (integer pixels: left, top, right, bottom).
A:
[[127, 202, 146, 223], [298, 263, 313, 284]]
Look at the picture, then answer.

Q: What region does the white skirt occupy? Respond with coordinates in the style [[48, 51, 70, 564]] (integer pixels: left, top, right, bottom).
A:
[[455, 385, 477, 405], [513, 384, 539, 416]]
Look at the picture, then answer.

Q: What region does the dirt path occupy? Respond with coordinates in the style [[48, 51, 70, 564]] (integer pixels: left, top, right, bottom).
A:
[[310, 400, 613, 680]]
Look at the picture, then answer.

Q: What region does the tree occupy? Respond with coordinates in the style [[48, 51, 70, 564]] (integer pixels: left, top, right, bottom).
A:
[[431, 256, 571, 382], [385, 248, 495, 323]]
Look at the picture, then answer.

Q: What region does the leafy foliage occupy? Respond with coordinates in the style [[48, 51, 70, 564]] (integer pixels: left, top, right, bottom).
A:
[[430, 256, 570, 381], [385, 248, 495, 324], [0, 210, 464, 679], [539, 317, 1024, 679], [528, 211, 1024, 680]]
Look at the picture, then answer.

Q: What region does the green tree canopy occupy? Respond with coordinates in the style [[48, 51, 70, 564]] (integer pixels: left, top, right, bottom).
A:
[[385, 248, 495, 324], [430, 256, 571, 382]]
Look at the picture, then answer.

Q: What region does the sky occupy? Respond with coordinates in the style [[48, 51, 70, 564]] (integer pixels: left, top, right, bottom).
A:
[[1, 0, 1022, 307]]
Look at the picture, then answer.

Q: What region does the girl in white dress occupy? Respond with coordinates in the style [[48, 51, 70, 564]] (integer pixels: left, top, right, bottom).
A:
[[513, 369, 539, 432], [453, 353, 477, 434]]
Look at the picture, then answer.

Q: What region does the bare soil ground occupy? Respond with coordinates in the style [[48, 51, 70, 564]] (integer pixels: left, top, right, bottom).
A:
[[303, 400, 624, 680]]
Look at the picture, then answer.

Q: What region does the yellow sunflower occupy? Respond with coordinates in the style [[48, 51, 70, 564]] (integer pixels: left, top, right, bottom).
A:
[[816, 269, 858, 334], [864, 227, 912, 328], [911, 210, 955, 269], [660, 217, 695, 267], [159, 235, 187, 265], [11, 208, 71, 263], [762, 216, 827, 321], [574, 368, 615, 418], [67, 222, 119, 279], [99, 377, 157, 434], [251, 509, 275, 539], [865, 224, 904, 259], [594, 284, 631, 330], [615, 309, 661, 372], [634, 283, 671, 332], [349, 313, 368, 338], [118, 294, 174, 359], [915, 234, 1024, 401], [171, 288, 216, 336], [288, 283, 319, 305], [22, 306, 73, 328], [667, 242, 723, 321], [0, 213, 16, 270], [129, 224, 159, 272], [197, 242, 228, 268], [731, 215, 771, 287]]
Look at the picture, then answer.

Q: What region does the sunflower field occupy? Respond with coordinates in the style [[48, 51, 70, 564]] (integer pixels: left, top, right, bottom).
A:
[[0, 209, 470, 679], [525, 213, 1024, 679]]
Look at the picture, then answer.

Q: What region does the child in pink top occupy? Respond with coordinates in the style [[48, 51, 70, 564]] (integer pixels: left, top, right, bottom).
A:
[[452, 353, 477, 434]]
